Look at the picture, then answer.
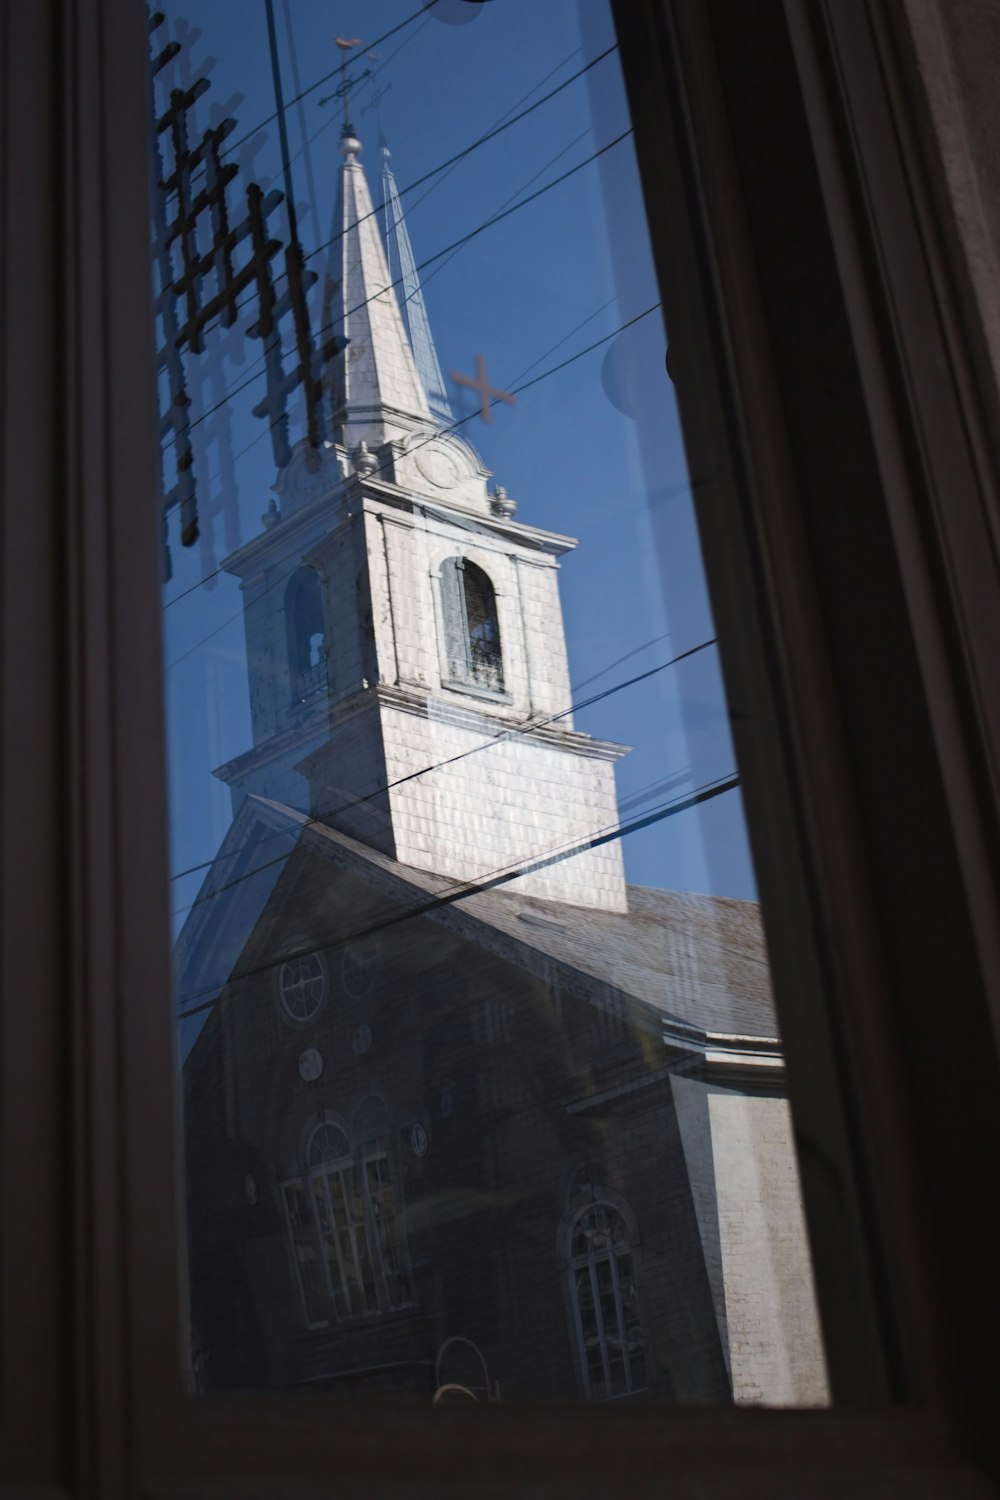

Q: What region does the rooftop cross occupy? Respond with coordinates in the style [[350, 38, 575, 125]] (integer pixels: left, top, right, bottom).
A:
[[334, 35, 362, 132], [450, 353, 516, 424]]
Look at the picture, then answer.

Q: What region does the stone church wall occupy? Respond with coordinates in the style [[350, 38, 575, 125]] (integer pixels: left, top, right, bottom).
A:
[[381, 699, 627, 910], [705, 1091, 829, 1406]]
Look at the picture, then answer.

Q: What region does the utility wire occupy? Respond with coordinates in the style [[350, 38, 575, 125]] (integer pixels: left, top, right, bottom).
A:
[[167, 621, 680, 888], [156, 46, 620, 462], [279, 10, 438, 208], [163, 298, 661, 669], [409, 123, 593, 308], [311, 129, 633, 352], [306, 45, 618, 264], [393, 44, 584, 235], [173, 760, 697, 912], [174, 771, 741, 1019], [170, 636, 717, 917], [170, 122, 631, 450], [222, 1, 440, 163], [168, 623, 675, 886]]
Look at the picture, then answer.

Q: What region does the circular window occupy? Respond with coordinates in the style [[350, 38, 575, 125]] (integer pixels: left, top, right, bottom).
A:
[[277, 951, 326, 1022]]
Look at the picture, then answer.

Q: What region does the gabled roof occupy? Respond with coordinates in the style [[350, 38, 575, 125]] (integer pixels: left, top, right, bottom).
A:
[[177, 795, 779, 1071]]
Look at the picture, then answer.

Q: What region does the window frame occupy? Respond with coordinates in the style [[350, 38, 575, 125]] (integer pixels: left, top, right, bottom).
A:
[[566, 1200, 650, 1403], [439, 554, 508, 699], [276, 950, 327, 1025], [304, 1126, 409, 1322], [280, 1176, 332, 1332], [284, 565, 329, 707], [6, 0, 1000, 1493]]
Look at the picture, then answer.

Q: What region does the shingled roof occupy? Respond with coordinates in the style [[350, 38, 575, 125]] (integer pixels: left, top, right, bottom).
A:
[[258, 799, 779, 1048]]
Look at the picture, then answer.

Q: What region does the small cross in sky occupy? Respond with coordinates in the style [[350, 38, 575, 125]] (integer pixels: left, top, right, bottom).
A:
[[450, 353, 516, 424]]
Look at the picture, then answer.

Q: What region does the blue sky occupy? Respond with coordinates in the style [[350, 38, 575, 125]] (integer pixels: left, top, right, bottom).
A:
[[158, 0, 757, 932]]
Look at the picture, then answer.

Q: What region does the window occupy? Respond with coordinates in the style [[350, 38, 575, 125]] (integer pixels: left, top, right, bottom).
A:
[[567, 1202, 648, 1401], [441, 557, 504, 693], [153, 0, 847, 1421], [8, 0, 1000, 1491], [285, 566, 327, 704], [286, 1114, 410, 1324], [276, 951, 326, 1024], [282, 1179, 328, 1329]]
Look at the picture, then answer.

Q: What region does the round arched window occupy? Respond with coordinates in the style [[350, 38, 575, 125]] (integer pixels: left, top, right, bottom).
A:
[[440, 557, 504, 692], [307, 1121, 350, 1168], [568, 1201, 647, 1400], [284, 566, 328, 704], [277, 952, 326, 1022]]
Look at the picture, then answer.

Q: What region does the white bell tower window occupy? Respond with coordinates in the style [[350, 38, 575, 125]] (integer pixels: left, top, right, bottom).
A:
[[285, 566, 328, 705], [441, 556, 504, 693]]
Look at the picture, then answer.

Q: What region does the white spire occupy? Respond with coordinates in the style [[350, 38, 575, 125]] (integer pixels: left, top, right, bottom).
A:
[[380, 140, 453, 425], [325, 127, 431, 448]]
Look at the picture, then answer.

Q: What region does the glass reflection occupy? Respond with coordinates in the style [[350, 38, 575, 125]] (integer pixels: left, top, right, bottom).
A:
[[158, 0, 829, 1405]]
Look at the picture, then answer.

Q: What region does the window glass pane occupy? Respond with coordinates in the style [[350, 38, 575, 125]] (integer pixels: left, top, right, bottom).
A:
[[157, 0, 860, 1406]]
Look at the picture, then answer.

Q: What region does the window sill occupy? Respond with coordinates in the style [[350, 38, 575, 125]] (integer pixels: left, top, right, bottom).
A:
[[440, 677, 512, 707]]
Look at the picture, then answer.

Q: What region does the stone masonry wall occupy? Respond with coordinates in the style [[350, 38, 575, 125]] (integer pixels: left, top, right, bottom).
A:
[[706, 1091, 829, 1406], [382, 701, 626, 910]]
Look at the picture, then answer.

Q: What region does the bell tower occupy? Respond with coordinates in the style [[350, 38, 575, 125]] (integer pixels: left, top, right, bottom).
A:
[[214, 128, 628, 912]]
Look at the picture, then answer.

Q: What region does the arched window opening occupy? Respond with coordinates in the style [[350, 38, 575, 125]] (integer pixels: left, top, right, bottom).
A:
[[307, 1122, 350, 1167], [441, 557, 504, 692], [285, 566, 328, 704], [568, 1202, 647, 1400], [284, 1115, 410, 1324]]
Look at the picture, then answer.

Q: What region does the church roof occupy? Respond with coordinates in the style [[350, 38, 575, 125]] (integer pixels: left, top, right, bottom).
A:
[[251, 798, 779, 1048], [460, 882, 777, 1044], [175, 792, 780, 1084]]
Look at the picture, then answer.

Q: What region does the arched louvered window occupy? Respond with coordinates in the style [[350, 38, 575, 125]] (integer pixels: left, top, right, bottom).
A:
[[441, 557, 504, 692], [567, 1201, 648, 1400], [285, 566, 328, 704]]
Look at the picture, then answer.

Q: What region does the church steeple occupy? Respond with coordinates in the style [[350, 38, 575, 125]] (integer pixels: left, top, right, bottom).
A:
[[325, 127, 432, 449], [216, 124, 629, 913], [379, 139, 452, 425]]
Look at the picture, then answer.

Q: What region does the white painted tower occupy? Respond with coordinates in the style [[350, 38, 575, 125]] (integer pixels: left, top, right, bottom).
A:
[[215, 126, 628, 912]]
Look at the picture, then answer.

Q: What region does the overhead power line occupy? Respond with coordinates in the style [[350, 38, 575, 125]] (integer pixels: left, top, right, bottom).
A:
[[173, 771, 741, 1020], [168, 622, 675, 886], [172, 124, 631, 449], [392, 44, 584, 237], [170, 635, 717, 916], [307, 44, 619, 263], [155, 43, 618, 462], [163, 298, 662, 669], [311, 129, 633, 355], [222, 0, 441, 162]]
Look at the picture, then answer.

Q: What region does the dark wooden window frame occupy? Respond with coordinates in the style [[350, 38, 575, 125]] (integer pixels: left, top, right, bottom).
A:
[[2, 0, 999, 1494]]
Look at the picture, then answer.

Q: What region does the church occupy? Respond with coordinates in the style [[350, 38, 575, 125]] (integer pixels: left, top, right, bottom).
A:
[[177, 121, 828, 1408]]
